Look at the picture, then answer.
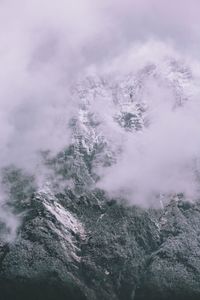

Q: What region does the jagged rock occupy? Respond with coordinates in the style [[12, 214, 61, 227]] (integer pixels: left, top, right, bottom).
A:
[[0, 60, 200, 300]]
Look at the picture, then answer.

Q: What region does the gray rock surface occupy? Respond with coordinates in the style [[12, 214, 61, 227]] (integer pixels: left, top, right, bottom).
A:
[[0, 61, 200, 299]]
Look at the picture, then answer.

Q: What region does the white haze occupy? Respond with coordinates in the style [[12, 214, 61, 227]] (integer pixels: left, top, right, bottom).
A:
[[0, 0, 200, 238], [97, 65, 200, 206], [96, 41, 200, 206]]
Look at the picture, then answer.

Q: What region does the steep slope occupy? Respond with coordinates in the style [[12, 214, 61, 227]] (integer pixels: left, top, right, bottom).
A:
[[0, 58, 200, 300]]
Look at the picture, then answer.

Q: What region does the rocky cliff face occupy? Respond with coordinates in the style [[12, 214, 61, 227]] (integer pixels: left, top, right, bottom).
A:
[[0, 59, 200, 300]]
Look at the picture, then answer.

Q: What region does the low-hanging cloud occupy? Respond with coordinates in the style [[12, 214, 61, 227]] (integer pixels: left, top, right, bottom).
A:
[[0, 0, 200, 238], [96, 41, 200, 207], [0, 0, 105, 240], [98, 99, 200, 206]]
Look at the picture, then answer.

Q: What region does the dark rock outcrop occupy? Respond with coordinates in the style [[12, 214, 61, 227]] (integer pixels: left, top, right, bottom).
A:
[[0, 65, 199, 299], [1, 175, 200, 300]]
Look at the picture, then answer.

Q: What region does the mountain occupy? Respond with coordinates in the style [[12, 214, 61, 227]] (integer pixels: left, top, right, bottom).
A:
[[0, 58, 200, 300]]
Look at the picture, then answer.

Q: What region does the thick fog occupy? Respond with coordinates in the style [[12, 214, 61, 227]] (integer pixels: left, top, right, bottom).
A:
[[0, 0, 200, 238], [0, 0, 199, 170]]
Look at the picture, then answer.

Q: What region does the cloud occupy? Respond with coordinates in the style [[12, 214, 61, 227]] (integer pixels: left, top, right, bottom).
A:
[[102, 0, 200, 54], [0, 0, 104, 238], [0, 196, 20, 242], [0, 0, 200, 236], [96, 41, 200, 207]]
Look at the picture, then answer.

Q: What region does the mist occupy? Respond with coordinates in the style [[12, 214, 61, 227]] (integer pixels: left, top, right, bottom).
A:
[[97, 78, 200, 206], [0, 0, 200, 238], [0, 0, 199, 171], [96, 41, 200, 206]]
